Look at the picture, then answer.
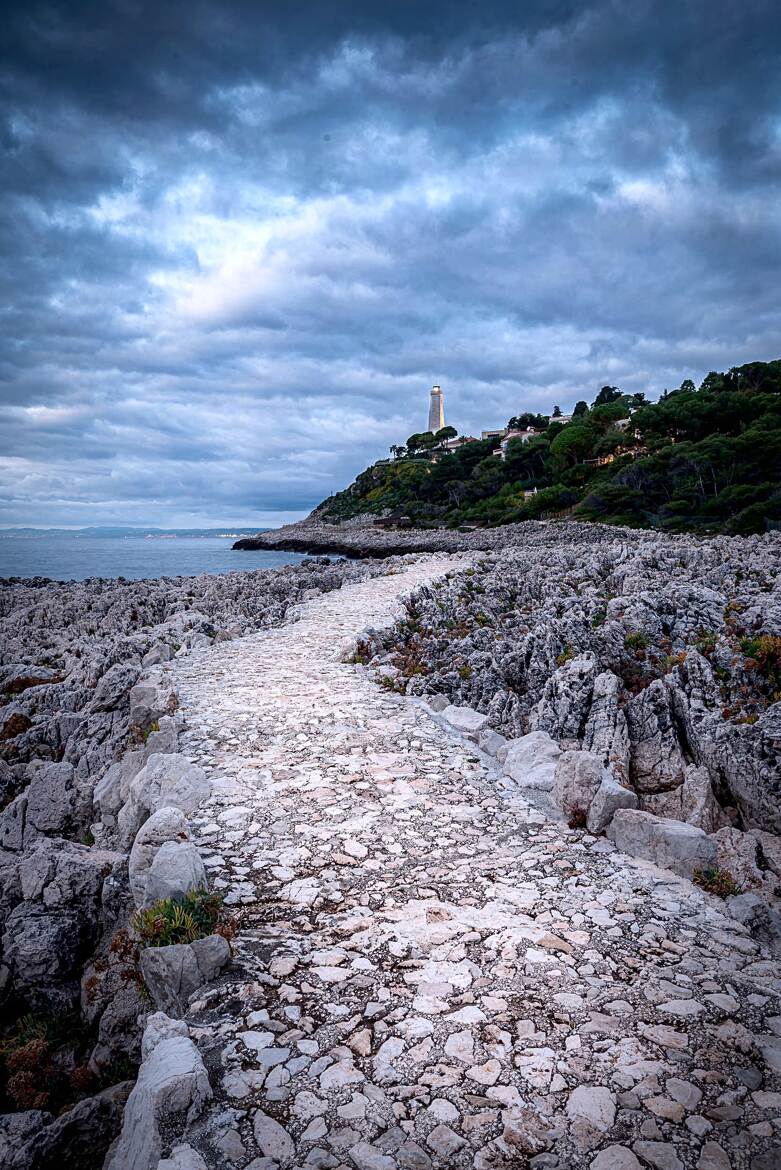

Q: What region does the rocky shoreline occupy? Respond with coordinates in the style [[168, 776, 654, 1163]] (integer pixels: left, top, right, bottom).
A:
[[232, 517, 672, 559], [1, 525, 780, 1168], [0, 556, 400, 1168]]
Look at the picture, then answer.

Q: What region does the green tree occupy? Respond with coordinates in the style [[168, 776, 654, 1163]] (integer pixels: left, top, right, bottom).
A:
[[550, 424, 595, 470], [573, 400, 589, 417], [594, 385, 622, 406]]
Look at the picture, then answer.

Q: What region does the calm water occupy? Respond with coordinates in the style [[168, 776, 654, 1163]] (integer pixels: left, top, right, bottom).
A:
[[0, 534, 309, 582]]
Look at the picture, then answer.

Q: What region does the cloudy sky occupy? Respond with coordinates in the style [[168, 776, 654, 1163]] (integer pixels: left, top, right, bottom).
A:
[[1, 1, 780, 527]]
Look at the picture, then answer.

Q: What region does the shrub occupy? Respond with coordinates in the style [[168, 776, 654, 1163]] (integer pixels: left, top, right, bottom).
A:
[[740, 634, 781, 690], [556, 644, 575, 667], [693, 866, 742, 898], [624, 631, 649, 651], [132, 889, 224, 947]]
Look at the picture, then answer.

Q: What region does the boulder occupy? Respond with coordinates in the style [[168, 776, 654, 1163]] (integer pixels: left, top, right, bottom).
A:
[[9, 1082, 131, 1170], [145, 842, 207, 908], [587, 774, 639, 835], [129, 677, 177, 730], [139, 934, 231, 1016], [142, 643, 173, 667], [607, 809, 718, 879], [117, 754, 209, 849], [500, 731, 561, 791], [89, 663, 139, 713], [553, 750, 605, 821], [478, 728, 507, 756], [94, 750, 144, 827], [106, 1013, 212, 1170], [625, 680, 687, 793], [129, 807, 193, 908], [23, 760, 78, 841], [441, 704, 490, 739], [426, 694, 450, 713], [143, 716, 179, 758]]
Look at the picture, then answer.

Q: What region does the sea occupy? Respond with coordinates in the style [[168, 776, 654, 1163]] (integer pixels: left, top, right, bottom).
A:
[[0, 529, 310, 583]]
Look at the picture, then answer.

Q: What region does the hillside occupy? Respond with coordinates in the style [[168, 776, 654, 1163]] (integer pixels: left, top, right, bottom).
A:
[[317, 360, 781, 535]]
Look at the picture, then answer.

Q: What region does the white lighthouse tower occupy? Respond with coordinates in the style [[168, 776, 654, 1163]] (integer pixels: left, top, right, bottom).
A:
[[427, 384, 444, 433]]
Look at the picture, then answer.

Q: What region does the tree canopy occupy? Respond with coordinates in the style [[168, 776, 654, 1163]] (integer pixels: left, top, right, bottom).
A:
[[320, 360, 781, 535]]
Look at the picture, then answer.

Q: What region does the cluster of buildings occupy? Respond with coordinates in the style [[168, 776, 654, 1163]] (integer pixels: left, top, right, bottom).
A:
[[424, 384, 636, 463], [426, 385, 569, 461]]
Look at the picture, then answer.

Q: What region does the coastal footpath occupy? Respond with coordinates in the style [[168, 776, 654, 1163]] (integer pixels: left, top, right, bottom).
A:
[[0, 522, 779, 1167]]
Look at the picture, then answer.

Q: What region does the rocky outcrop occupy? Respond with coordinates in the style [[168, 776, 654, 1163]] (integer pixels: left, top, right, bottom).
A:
[[498, 730, 561, 791], [370, 527, 780, 838], [606, 809, 719, 878], [116, 754, 209, 850], [6, 1083, 131, 1170], [105, 1014, 211, 1170], [2, 838, 126, 1011], [138, 935, 231, 1016]]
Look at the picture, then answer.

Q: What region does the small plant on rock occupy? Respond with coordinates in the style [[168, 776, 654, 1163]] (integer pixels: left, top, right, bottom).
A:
[[556, 644, 575, 667], [132, 889, 224, 947], [741, 634, 781, 691], [693, 866, 742, 898], [624, 631, 649, 652]]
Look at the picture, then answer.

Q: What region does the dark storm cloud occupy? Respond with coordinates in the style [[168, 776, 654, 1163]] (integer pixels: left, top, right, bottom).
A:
[[1, 0, 780, 526]]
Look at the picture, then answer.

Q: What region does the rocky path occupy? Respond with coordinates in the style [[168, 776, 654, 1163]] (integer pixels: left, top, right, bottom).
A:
[[171, 558, 780, 1170]]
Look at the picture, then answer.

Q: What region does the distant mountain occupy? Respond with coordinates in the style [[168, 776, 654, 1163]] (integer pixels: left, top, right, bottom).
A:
[[317, 359, 781, 535], [0, 526, 270, 538]]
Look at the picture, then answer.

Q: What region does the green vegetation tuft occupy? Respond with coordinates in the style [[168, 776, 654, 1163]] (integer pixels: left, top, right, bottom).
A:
[[692, 866, 743, 898], [132, 889, 225, 947]]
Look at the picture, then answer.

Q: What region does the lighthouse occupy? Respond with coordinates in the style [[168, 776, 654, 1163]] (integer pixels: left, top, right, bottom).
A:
[[427, 384, 444, 433]]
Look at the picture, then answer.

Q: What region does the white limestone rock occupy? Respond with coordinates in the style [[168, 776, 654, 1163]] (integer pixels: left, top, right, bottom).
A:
[[553, 749, 605, 821], [139, 934, 231, 1016], [117, 753, 209, 848], [587, 773, 639, 835], [129, 806, 194, 908], [478, 728, 507, 756], [607, 809, 718, 878], [500, 730, 561, 790], [107, 1013, 211, 1170], [145, 841, 207, 908], [441, 704, 490, 738]]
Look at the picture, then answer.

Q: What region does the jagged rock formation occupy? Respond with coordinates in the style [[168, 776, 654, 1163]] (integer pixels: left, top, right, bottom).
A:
[[364, 528, 781, 836]]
